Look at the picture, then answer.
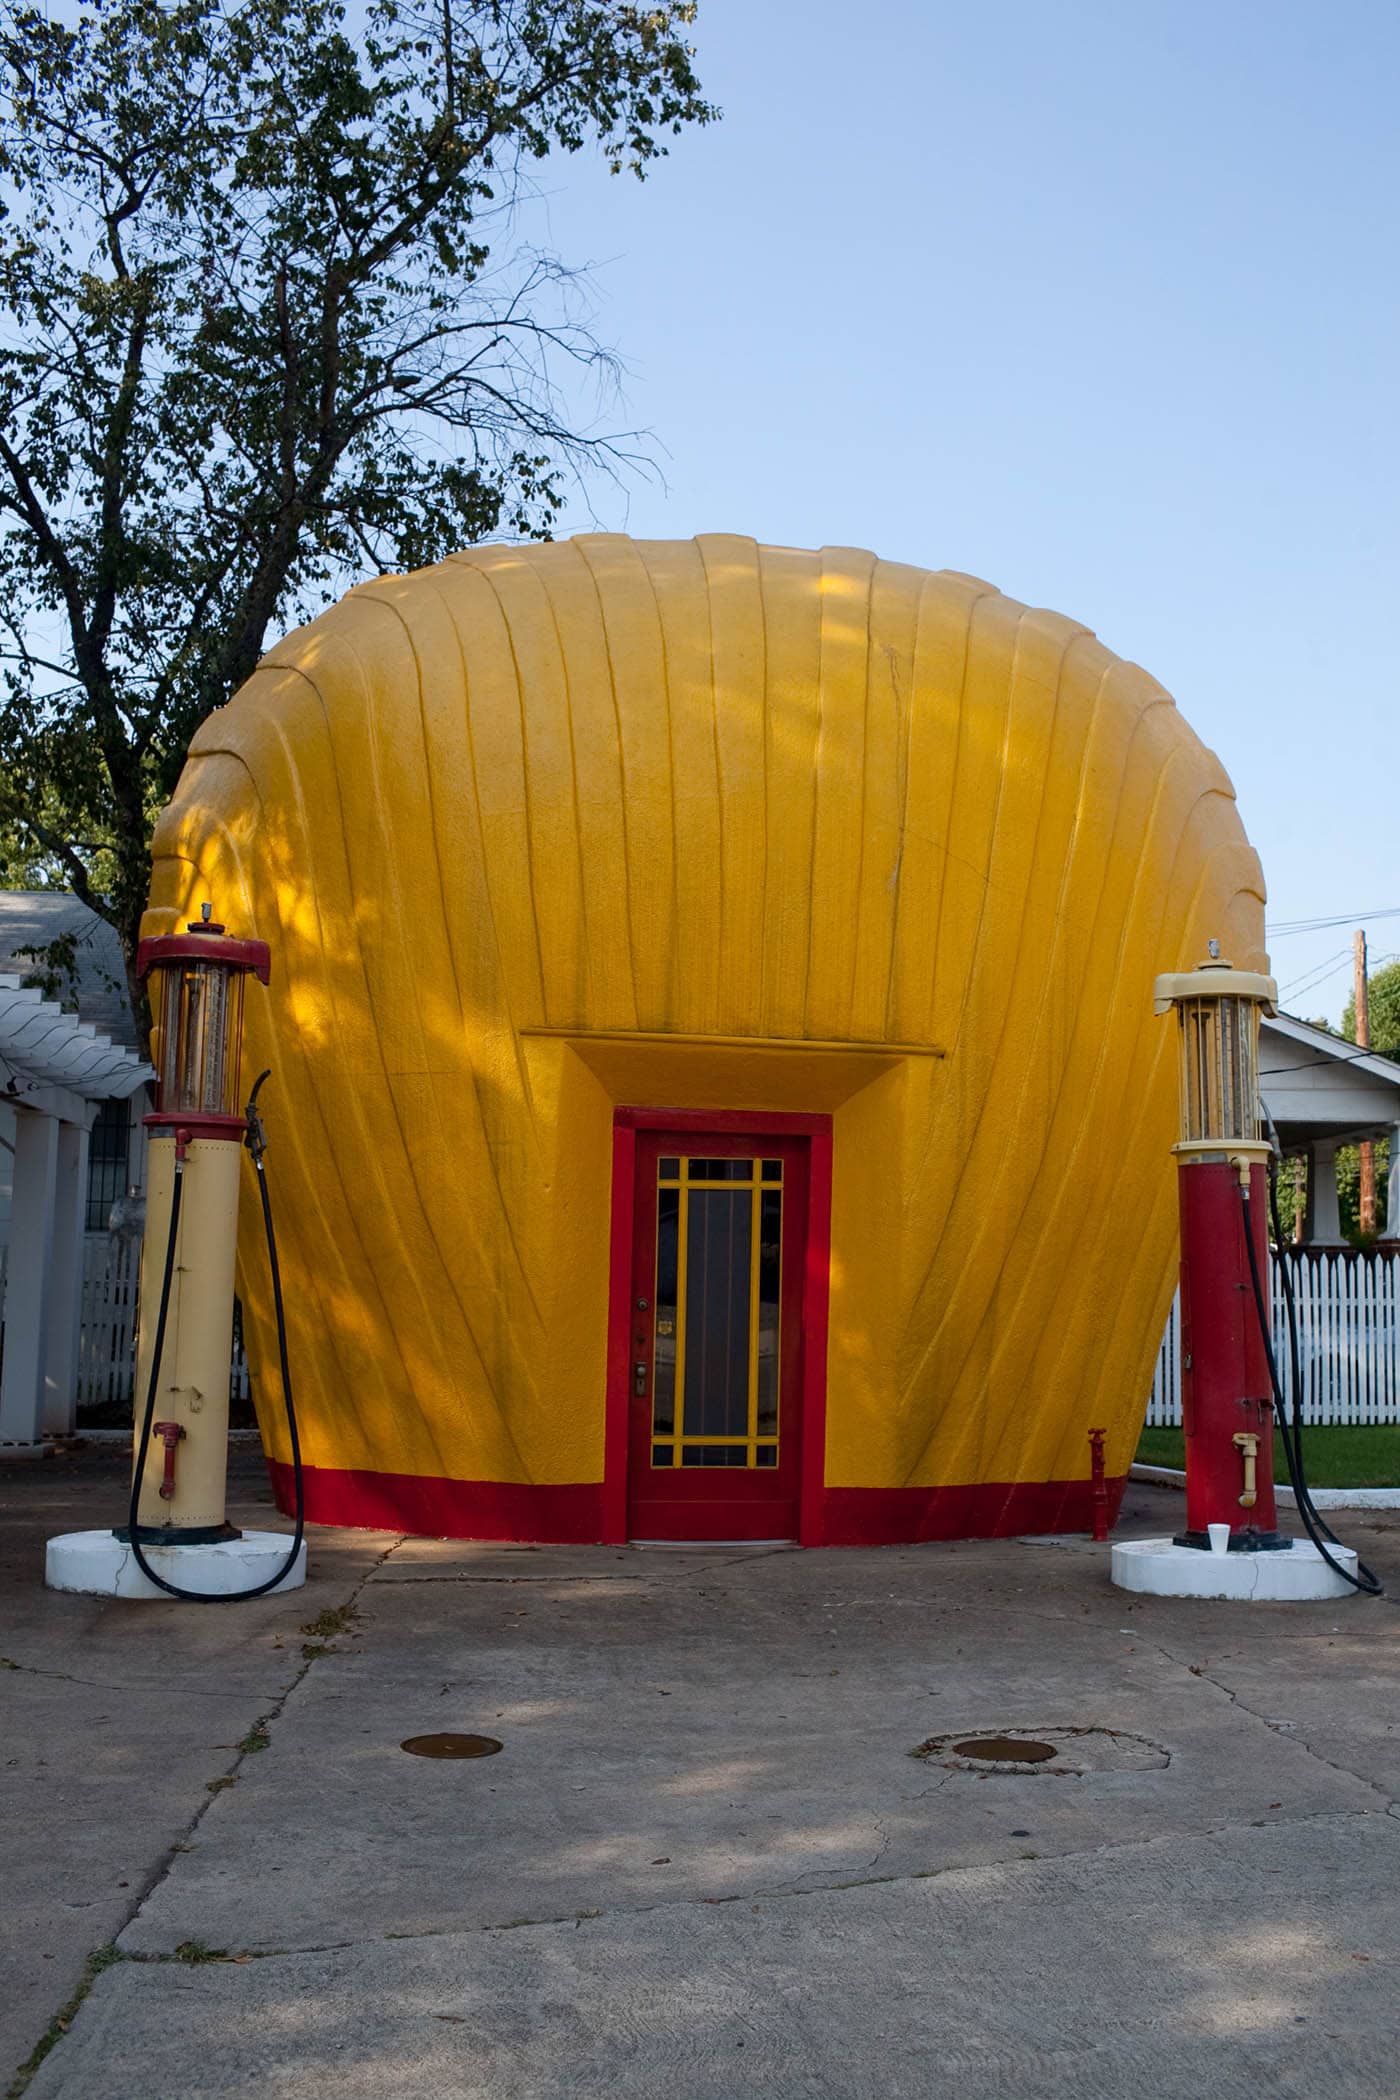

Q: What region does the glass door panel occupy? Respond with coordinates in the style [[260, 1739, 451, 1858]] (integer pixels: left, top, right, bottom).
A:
[[650, 1157, 783, 1471], [626, 1132, 809, 1542]]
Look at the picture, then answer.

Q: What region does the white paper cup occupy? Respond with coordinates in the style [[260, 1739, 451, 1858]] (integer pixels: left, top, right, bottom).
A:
[[1207, 1522, 1231, 1556]]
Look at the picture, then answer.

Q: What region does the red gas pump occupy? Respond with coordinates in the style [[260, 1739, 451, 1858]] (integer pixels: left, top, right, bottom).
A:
[[1114, 946, 1367, 1600], [1152, 947, 1286, 1554]]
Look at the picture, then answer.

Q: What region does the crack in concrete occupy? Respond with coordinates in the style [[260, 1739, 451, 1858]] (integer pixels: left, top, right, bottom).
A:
[[1128, 1631, 1400, 1814], [367, 1573, 653, 1588], [110, 1800, 1400, 1972], [743, 1813, 900, 1906], [114, 1536, 407, 1951], [4, 1532, 409, 2100], [363, 1547, 796, 1590], [0, 1658, 288, 1701], [4, 1948, 123, 2100], [84, 1523, 1400, 1997]]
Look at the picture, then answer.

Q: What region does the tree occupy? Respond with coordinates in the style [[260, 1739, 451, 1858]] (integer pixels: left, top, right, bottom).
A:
[[1335, 1137, 1390, 1244], [1335, 956, 1400, 1241], [0, 0, 714, 998], [1343, 958, 1400, 1059]]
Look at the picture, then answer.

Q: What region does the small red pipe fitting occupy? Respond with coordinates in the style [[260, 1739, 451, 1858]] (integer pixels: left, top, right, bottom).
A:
[[1088, 1428, 1109, 1542], [152, 1421, 186, 1500]]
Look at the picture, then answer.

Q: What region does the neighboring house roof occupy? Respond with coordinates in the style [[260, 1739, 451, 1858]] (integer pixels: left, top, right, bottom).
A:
[[0, 973, 152, 1110], [0, 890, 137, 1052], [1260, 1011, 1400, 1148]]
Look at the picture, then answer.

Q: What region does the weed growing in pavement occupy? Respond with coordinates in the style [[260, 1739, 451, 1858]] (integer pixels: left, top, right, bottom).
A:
[[7, 1948, 123, 2097], [299, 1602, 359, 1641]]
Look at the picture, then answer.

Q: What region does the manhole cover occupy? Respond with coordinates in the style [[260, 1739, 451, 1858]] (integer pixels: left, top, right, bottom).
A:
[[954, 1736, 1057, 1763], [400, 1733, 502, 1759], [912, 1726, 1169, 1775]]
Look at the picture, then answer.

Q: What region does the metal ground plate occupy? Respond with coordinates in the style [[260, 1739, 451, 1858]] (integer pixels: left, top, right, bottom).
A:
[[912, 1725, 1170, 1774]]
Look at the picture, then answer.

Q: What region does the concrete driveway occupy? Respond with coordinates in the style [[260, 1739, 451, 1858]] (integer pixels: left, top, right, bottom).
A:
[[5, 1447, 1400, 2099]]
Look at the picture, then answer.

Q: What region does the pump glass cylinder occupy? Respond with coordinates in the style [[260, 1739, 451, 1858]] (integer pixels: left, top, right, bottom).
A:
[[1177, 994, 1259, 1144], [155, 963, 245, 1117]]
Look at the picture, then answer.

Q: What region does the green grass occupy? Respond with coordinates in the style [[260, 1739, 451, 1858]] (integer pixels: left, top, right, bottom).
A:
[[1136, 1424, 1400, 1488]]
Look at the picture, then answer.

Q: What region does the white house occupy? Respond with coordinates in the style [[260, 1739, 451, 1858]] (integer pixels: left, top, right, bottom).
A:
[[0, 895, 151, 1447], [1260, 1011, 1400, 1245]]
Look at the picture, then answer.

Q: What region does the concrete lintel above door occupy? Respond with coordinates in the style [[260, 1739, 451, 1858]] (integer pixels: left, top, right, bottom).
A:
[[521, 1026, 940, 1114]]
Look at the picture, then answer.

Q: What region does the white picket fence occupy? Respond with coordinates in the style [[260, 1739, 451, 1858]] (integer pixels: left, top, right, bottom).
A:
[[78, 1233, 141, 1407], [74, 1234, 250, 1409], [1146, 1249, 1400, 1427]]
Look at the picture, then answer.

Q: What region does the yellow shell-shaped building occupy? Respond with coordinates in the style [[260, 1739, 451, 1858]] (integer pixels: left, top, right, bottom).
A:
[[146, 535, 1266, 1544]]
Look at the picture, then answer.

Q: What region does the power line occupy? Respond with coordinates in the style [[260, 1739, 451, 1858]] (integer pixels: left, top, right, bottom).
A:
[[1277, 948, 1400, 1012], [1280, 947, 1349, 997], [1267, 906, 1400, 937], [1260, 1047, 1398, 1075], [1280, 954, 1353, 1006]]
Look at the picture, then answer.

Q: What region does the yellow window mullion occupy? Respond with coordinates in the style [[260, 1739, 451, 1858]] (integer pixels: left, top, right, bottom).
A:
[[674, 1158, 690, 1444], [746, 1174, 761, 1465]]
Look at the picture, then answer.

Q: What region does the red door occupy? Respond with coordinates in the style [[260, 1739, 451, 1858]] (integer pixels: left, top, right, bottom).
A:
[[624, 1130, 810, 1541]]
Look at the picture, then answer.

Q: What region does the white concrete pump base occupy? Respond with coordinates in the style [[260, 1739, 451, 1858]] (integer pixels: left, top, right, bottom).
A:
[[1112, 1535, 1358, 1601], [45, 1528, 307, 1600]]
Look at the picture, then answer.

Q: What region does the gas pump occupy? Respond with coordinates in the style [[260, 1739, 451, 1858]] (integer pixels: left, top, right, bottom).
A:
[[45, 905, 305, 1601], [1112, 945, 1369, 1600], [1155, 944, 1285, 1553]]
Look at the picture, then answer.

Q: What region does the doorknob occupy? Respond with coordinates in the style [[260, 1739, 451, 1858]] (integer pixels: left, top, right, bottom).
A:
[[633, 1361, 648, 1398]]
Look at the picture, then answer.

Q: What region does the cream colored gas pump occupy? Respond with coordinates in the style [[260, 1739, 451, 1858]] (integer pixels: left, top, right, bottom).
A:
[[45, 906, 306, 1600], [128, 909, 263, 1540]]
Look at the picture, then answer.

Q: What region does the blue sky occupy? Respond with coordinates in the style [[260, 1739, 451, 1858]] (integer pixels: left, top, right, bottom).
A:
[[527, 0, 1399, 1024]]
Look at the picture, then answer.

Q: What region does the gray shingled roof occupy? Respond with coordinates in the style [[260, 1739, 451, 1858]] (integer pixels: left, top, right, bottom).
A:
[[0, 892, 138, 1051]]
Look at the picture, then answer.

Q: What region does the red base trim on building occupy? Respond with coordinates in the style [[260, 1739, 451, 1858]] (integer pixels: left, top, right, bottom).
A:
[[819, 1475, 1129, 1544], [267, 1460, 1127, 1547], [266, 1461, 606, 1543]]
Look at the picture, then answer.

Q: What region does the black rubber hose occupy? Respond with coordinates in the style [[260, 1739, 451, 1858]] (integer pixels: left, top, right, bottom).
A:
[[1266, 1159, 1335, 1544], [124, 1076, 304, 1603], [1238, 1181, 1382, 1596], [1259, 1116, 1310, 1504]]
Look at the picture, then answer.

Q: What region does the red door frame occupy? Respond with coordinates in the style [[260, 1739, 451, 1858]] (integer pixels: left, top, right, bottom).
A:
[[625, 1126, 809, 1542], [603, 1107, 832, 1546]]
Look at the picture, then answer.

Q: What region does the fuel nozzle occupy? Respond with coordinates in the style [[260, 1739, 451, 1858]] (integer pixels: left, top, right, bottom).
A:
[[244, 1068, 273, 1167]]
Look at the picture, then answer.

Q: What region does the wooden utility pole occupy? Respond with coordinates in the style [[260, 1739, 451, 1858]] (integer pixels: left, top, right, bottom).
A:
[[1355, 928, 1376, 1236]]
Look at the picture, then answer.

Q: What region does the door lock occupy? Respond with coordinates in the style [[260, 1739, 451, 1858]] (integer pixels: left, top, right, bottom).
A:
[[633, 1360, 648, 1398]]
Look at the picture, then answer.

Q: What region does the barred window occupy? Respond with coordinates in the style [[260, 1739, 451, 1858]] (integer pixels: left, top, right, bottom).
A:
[[86, 1097, 130, 1231]]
